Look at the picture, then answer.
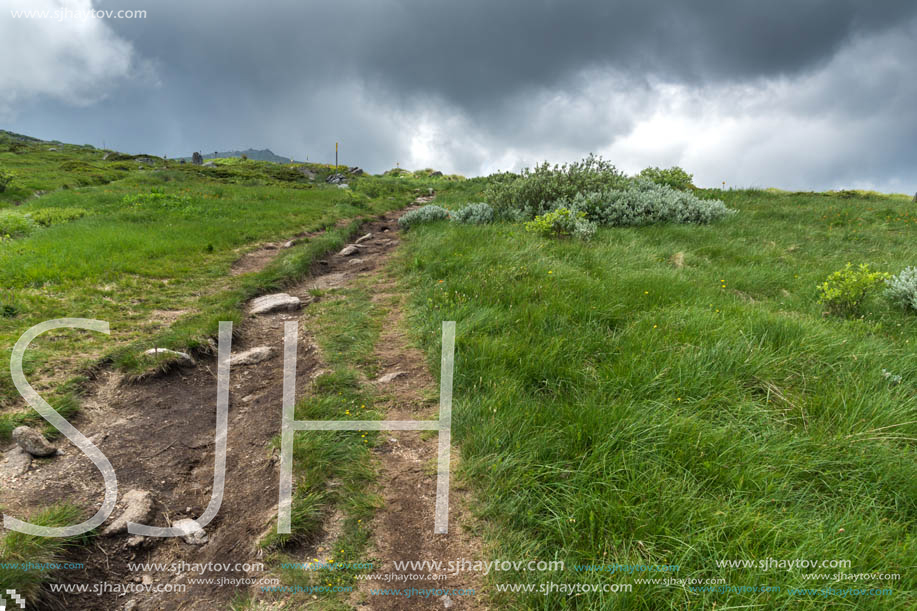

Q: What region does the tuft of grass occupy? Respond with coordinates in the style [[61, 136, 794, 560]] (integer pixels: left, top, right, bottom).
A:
[[0, 504, 88, 605]]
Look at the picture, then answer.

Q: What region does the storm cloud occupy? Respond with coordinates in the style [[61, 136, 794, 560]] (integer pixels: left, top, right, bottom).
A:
[[3, 0, 916, 190]]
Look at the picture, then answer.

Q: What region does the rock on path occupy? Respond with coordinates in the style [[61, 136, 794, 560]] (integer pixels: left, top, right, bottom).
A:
[[249, 293, 301, 315], [173, 518, 208, 545], [230, 346, 274, 366], [12, 426, 57, 457], [103, 489, 154, 536]]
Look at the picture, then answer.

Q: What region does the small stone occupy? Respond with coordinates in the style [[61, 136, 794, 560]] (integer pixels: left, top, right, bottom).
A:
[[339, 245, 359, 256], [249, 293, 301, 315], [173, 518, 208, 545], [142, 575, 153, 585], [103, 489, 153, 535], [143, 348, 195, 366], [282, 240, 295, 248], [442, 594, 453, 608], [337, 183, 350, 189], [126, 536, 146, 548], [348, 259, 365, 265], [230, 346, 274, 366], [12, 426, 56, 457], [124, 599, 138, 610], [376, 371, 407, 384], [1, 447, 32, 476], [354, 233, 372, 244]]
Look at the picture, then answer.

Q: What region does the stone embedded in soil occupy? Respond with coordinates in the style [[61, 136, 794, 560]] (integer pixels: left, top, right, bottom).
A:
[[103, 489, 153, 535], [12, 426, 57, 457], [376, 371, 407, 384], [230, 346, 274, 366], [173, 518, 208, 545], [1, 446, 32, 476], [355, 232, 372, 244], [144, 348, 195, 366], [339, 245, 359, 256], [249, 293, 301, 315], [282, 240, 295, 248], [347, 258, 365, 265]]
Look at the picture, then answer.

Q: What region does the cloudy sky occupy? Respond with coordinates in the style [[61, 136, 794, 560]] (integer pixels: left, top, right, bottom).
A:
[[2, 0, 916, 191]]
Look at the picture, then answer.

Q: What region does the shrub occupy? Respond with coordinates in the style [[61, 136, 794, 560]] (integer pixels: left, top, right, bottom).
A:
[[637, 166, 694, 190], [885, 266, 917, 312], [562, 180, 734, 227], [524, 207, 596, 240], [398, 204, 450, 230], [484, 154, 627, 219], [817, 263, 890, 315], [451, 202, 494, 224], [27, 207, 88, 226], [0, 210, 37, 239], [0, 169, 12, 193]]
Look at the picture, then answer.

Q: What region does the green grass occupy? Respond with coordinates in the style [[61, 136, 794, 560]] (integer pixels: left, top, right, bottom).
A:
[[0, 504, 88, 605], [257, 276, 390, 608], [0, 135, 435, 436], [397, 186, 917, 609]]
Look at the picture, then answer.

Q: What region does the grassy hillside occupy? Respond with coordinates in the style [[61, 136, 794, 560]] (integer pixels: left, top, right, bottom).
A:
[[399, 184, 917, 608], [0, 133, 432, 436]]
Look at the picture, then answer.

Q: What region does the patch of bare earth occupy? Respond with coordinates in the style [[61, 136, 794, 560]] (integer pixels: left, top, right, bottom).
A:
[[348, 271, 485, 611], [1, 195, 484, 610]]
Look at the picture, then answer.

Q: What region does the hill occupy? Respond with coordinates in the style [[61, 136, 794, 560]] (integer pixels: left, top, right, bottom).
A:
[[176, 148, 295, 164]]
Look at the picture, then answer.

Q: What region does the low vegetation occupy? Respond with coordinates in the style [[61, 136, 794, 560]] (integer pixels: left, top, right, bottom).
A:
[[397, 178, 917, 609]]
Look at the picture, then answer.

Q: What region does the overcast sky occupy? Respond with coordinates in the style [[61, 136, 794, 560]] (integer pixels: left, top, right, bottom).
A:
[[2, 0, 916, 191]]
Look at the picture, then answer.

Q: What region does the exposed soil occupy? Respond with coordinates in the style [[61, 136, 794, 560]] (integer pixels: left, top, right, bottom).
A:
[[1, 194, 485, 610], [349, 275, 485, 610]]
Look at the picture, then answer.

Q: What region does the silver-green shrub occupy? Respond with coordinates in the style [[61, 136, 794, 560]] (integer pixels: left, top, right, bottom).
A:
[[484, 154, 628, 219], [398, 204, 450, 229], [451, 202, 494, 224], [563, 179, 735, 227], [885, 267, 917, 312]]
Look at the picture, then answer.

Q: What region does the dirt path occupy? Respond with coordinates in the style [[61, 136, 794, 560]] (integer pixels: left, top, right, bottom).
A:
[[348, 275, 485, 610], [1, 197, 486, 610]]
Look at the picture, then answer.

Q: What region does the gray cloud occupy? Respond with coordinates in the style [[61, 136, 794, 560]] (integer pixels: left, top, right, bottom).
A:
[[3, 0, 917, 190]]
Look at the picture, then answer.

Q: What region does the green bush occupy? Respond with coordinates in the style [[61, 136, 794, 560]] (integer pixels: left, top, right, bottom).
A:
[[398, 204, 450, 229], [451, 202, 494, 224], [885, 266, 917, 312], [0, 210, 37, 239], [561, 180, 734, 227], [637, 166, 694, 190], [484, 154, 627, 219], [27, 207, 88, 227], [0, 169, 12, 193], [524, 207, 596, 240], [817, 263, 890, 315]]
